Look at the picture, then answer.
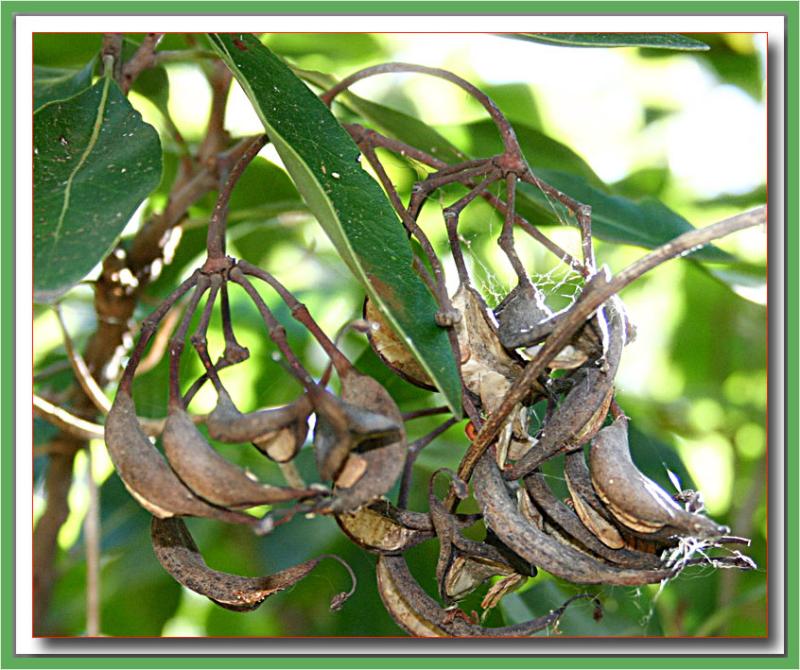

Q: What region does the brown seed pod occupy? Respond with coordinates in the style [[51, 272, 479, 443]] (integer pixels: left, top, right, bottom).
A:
[[103, 391, 257, 526], [162, 407, 320, 509], [364, 297, 435, 389], [310, 385, 403, 482], [474, 452, 675, 585], [502, 299, 625, 481], [376, 554, 593, 637], [151, 516, 354, 612], [335, 503, 433, 554], [206, 388, 311, 463], [590, 418, 729, 540], [524, 471, 662, 568], [326, 369, 408, 513]]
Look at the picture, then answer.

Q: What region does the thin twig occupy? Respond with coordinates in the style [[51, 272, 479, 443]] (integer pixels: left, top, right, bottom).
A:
[[53, 306, 111, 415], [121, 33, 164, 94], [33, 395, 104, 441], [398, 417, 459, 509], [84, 444, 101, 636]]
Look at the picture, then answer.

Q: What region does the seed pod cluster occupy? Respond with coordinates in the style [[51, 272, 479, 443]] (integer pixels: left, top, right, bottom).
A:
[[102, 65, 756, 636]]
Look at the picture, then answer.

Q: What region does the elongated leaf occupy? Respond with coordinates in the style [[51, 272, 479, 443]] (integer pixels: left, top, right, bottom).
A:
[[517, 169, 732, 262], [511, 33, 709, 51], [34, 74, 162, 302], [33, 58, 95, 111], [209, 33, 462, 416]]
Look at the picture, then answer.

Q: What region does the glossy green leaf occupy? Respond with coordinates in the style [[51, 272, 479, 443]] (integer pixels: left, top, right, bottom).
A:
[[33, 74, 162, 302], [209, 33, 462, 415], [517, 169, 732, 262], [512, 33, 709, 51], [33, 58, 95, 111]]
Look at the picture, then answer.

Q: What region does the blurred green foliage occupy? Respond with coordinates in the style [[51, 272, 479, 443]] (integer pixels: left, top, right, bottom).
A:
[[33, 32, 766, 638]]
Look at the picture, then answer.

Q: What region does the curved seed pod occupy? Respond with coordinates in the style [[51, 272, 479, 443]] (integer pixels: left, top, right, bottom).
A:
[[376, 554, 593, 637], [563, 460, 626, 550], [151, 516, 354, 612], [162, 407, 320, 509], [502, 299, 625, 480], [327, 369, 408, 513], [311, 385, 404, 482], [474, 452, 675, 585], [428, 469, 525, 605], [103, 391, 257, 526], [336, 503, 433, 554], [590, 418, 729, 540], [502, 366, 613, 480], [564, 449, 677, 549], [364, 297, 435, 390], [524, 472, 662, 568], [206, 388, 311, 462], [452, 283, 528, 413]]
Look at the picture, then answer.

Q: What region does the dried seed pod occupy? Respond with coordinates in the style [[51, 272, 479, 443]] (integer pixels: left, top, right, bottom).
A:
[[336, 503, 433, 554], [502, 299, 625, 480], [364, 297, 435, 389], [151, 516, 354, 612], [452, 283, 526, 413], [590, 418, 729, 540], [524, 472, 662, 568], [103, 391, 257, 526], [474, 452, 675, 585], [376, 554, 592, 637], [206, 388, 311, 463], [494, 282, 553, 348], [502, 366, 613, 480], [428, 469, 526, 605], [326, 370, 408, 513], [311, 385, 404, 482], [162, 407, 319, 509]]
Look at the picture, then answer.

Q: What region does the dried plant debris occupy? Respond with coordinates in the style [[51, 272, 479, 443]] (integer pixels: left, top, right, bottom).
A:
[[376, 554, 593, 637], [151, 517, 354, 612]]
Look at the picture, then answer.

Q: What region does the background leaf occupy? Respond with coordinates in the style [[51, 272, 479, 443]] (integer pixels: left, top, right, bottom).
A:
[[33, 75, 162, 302], [33, 58, 95, 111], [511, 33, 710, 51], [209, 32, 462, 415]]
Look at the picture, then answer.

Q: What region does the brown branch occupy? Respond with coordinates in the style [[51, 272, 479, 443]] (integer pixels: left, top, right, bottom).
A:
[[121, 33, 164, 94]]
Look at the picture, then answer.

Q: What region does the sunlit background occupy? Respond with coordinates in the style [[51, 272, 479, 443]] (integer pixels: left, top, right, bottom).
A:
[[33, 33, 767, 637]]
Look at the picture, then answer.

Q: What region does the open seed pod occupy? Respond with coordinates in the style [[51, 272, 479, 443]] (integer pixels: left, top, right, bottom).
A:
[[151, 516, 354, 612], [325, 369, 408, 513], [206, 387, 312, 462], [376, 554, 594, 638], [103, 390, 257, 526], [589, 417, 730, 540], [161, 406, 320, 509]]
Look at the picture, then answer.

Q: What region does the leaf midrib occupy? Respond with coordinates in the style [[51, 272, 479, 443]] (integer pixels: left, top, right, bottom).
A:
[[52, 74, 111, 243]]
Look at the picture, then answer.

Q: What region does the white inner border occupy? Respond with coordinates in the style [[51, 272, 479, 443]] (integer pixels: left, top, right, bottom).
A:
[[17, 13, 785, 657]]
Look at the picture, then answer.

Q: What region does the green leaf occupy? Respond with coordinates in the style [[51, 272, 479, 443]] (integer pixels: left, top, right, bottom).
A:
[[208, 33, 462, 416], [464, 118, 606, 190], [34, 75, 162, 302], [33, 58, 95, 111], [516, 170, 732, 262], [512, 33, 710, 51]]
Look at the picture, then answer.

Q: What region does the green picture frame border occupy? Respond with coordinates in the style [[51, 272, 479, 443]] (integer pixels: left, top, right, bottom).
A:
[[4, 2, 796, 668]]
